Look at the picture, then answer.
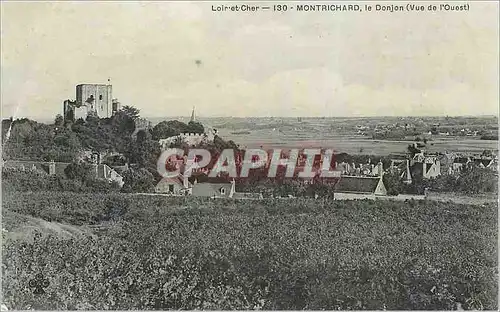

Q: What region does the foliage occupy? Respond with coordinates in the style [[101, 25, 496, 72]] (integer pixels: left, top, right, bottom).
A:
[[54, 115, 64, 127], [371, 129, 420, 140], [3, 119, 81, 162], [121, 168, 156, 193], [2, 192, 497, 310], [151, 120, 205, 140], [2, 105, 145, 162], [449, 166, 498, 195], [186, 121, 204, 134], [127, 130, 161, 170], [334, 153, 392, 169], [407, 144, 421, 158], [383, 171, 403, 195], [404, 166, 498, 195], [480, 134, 498, 140], [120, 105, 141, 121], [64, 162, 94, 182], [151, 121, 179, 140], [1, 168, 120, 194]]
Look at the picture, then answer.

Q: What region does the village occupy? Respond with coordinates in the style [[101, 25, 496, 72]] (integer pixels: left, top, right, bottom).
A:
[[2, 83, 497, 202]]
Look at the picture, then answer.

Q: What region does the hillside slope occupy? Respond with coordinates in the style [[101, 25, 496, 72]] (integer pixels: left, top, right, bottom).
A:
[[2, 192, 498, 310]]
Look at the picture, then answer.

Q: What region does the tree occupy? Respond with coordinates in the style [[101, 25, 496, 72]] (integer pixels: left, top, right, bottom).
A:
[[121, 168, 155, 193], [64, 162, 94, 182], [166, 120, 189, 134], [54, 114, 64, 127], [455, 166, 497, 194], [186, 121, 204, 134], [383, 172, 403, 195], [481, 150, 493, 157], [151, 121, 180, 140], [407, 144, 420, 158], [111, 110, 136, 135], [129, 130, 161, 172], [121, 106, 140, 121]]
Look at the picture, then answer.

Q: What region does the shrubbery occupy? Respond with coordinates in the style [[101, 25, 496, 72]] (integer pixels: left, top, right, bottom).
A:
[[2, 192, 498, 310], [121, 168, 156, 193], [403, 166, 498, 195], [1, 168, 120, 194]]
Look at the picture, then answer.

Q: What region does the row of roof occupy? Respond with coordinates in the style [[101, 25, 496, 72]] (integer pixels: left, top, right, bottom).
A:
[[155, 173, 387, 197]]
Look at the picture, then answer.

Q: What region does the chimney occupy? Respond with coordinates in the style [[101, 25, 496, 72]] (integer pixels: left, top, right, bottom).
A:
[[183, 174, 189, 188], [229, 179, 236, 198], [48, 160, 56, 175], [405, 159, 412, 183]]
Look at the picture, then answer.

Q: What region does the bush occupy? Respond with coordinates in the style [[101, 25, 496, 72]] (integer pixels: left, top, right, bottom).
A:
[[1, 168, 120, 194], [383, 171, 403, 195], [121, 168, 155, 193], [64, 162, 93, 181], [407, 166, 498, 195]]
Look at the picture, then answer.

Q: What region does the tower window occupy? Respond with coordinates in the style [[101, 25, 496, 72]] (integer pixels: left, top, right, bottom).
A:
[[99, 95, 103, 100]]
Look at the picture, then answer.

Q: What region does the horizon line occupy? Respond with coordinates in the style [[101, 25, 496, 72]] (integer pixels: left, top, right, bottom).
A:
[[2, 114, 499, 122]]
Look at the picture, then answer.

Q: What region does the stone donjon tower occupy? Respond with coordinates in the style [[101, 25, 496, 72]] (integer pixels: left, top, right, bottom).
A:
[[64, 83, 120, 121], [76, 84, 114, 118]]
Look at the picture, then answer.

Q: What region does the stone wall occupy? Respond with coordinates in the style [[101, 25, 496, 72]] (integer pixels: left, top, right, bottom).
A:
[[76, 84, 113, 118]]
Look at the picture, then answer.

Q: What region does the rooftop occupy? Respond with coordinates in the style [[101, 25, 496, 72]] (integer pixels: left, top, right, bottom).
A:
[[333, 176, 381, 194]]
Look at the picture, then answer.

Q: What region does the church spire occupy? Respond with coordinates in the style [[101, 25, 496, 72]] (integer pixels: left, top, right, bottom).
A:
[[190, 106, 195, 123]]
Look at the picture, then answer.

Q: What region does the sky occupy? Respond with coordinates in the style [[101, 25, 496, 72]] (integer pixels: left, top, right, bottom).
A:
[[1, 1, 498, 120]]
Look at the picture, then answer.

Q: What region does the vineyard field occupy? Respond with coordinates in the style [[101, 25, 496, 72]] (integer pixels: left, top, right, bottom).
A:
[[2, 191, 498, 310]]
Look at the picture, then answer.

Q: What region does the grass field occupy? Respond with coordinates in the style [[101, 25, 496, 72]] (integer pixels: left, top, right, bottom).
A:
[[218, 129, 498, 155], [146, 116, 498, 155], [2, 191, 497, 310]]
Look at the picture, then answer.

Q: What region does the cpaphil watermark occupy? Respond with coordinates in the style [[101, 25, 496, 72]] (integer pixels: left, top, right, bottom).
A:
[[157, 148, 341, 180]]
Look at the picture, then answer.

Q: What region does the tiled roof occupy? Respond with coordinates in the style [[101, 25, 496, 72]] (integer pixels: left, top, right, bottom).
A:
[[473, 158, 492, 167], [333, 176, 380, 194]]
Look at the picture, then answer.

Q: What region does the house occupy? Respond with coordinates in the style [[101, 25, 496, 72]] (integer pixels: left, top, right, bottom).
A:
[[95, 163, 125, 186], [438, 153, 455, 175], [154, 174, 191, 195], [333, 161, 383, 177], [411, 154, 441, 179], [450, 156, 470, 174], [333, 175, 387, 199], [191, 180, 235, 198], [472, 156, 498, 171], [390, 152, 441, 181]]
